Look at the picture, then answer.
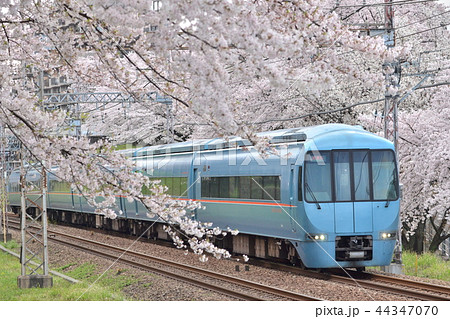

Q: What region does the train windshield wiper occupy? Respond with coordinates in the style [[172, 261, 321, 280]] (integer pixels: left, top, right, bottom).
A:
[[305, 182, 321, 210]]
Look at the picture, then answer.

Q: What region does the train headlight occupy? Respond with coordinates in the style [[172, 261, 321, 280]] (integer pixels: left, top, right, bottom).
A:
[[307, 234, 327, 241], [380, 232, 396, 240]]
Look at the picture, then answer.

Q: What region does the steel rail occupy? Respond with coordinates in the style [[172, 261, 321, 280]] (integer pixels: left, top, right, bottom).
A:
[[8, 221, 321, 301], [8, 215, 449, 300], [52, 236, 264, 301], [252, 259, 450, 301], [342, 269, 450, 297]]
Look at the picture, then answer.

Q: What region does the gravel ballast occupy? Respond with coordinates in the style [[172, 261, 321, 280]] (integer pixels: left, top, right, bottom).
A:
[[5, 221, 448, 301]]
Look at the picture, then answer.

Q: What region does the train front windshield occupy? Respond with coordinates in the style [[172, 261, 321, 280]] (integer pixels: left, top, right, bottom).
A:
[[304, 150, 398, 203]]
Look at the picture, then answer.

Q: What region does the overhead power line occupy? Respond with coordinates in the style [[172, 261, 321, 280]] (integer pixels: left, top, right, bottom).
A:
[[397, 21, 450, 40], [252, 99, 385, 125], [178, 77, 450, 127], [335, 0, 438, 8], [365, 10, 450, 40], [250, 80, 450, 126], [395, 9, 450, 30]]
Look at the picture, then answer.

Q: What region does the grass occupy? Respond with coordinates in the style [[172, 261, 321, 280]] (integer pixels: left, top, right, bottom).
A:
[[0, 245, 140, 300], [2, 240, 20, 250], [402, 251, 450, 281]]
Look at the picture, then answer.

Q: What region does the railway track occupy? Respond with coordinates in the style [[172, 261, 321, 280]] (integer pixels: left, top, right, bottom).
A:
[[7, 214, 450, 301], [7, 221, 321, 301], [251, 259, 450, 301], [334, 268, 450, 297]]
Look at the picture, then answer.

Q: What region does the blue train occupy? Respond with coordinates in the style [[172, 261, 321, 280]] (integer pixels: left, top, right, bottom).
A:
[[8, 124, 400, 269]]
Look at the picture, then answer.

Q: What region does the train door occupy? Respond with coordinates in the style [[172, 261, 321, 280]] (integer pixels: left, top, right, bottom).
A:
[[289, 165, 297, 233], [191, 168, 200, 199], [190, 167, 200, 219]]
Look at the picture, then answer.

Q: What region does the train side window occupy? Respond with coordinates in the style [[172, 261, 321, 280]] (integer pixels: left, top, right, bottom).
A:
[[53, 180, 70, 192], [219, 177, 230, 198], [180, 177, 188, 196], [201, 175, 280, 200], [275, 176, 281, 200], [262, 176, 279, 200], [165, 177, 173, 194], [209, 177, 220, 198], [146, 177, 188, 196], [201, 177, 210, 197], [172, 177, 181, 196], [229, 177, 239, 198], [239, 176, 251, 199], [250, 176, 263, 199]]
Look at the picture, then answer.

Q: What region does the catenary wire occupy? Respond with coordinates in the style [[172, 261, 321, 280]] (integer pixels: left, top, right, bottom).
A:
[[334, 0, 438, 9]]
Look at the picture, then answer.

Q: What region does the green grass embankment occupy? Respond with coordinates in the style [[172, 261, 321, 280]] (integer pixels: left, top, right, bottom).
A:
[[0, 241, 138, 301], [402, 251, 450, 281]]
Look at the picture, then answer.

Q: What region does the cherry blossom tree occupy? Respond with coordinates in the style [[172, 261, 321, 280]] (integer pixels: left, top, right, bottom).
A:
[[278, 1, 450, 253], [69, 0, 394, 143], [0, 0, 401, 259], [397, 75, 450, 253], [351, 0, 450, 253], [247, 1, 447, 130]]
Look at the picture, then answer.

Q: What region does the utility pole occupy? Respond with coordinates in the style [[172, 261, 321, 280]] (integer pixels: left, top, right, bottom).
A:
[[0, 124, 11, 243], [17, 71, 53, 288], [17, 145, 53, 289], [382, 0, 403, 274]]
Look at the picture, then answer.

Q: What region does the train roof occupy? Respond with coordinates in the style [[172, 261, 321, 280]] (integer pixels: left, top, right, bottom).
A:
[[119, 124, 371, 158]]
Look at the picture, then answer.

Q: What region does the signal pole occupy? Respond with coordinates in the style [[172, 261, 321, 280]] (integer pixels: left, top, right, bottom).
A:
[[382, 0, 403, 274]]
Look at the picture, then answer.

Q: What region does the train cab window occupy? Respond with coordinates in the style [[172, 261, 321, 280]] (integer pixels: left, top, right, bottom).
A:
[[304, 149, 398, 203], [333, 151, 352, 201], [353, 151, 371, 201], [304, 151, 332, 202], [372, 151, 398, 201]]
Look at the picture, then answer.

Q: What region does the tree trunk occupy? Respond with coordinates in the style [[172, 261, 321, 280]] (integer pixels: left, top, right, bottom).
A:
[[427, 213, 449, 253], [428, 235, 443, 253], [403, 220, 425, 254], [427, 229, 450, 253]]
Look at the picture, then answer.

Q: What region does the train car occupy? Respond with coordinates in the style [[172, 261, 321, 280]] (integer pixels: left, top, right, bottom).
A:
[[8, 124, 400, 269]]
